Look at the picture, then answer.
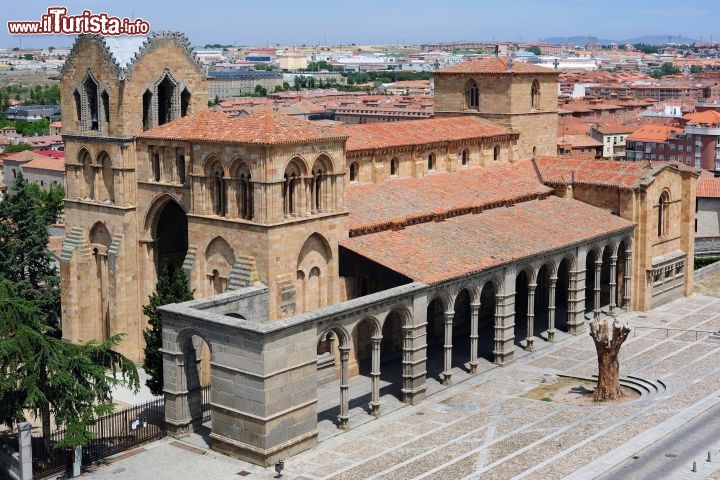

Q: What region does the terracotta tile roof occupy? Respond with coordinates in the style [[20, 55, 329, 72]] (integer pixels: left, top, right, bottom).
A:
[[35, 150, 65, 159], [557, 135, 603, 148], [3, 150, 46, 163], [627, 125, 681, 142], [137, 109, 348, 145], [435, 56, 558, 75], [697, 172, 720, 198], [22, 156, 65, 172], [47, 235, 64, 258], [591, 123, 635, 135], [334, 117, 512, 153], [683, 110, 720, 125], [346, 160, 551, 234], [535, 157, 696, 190], [342, 196, 633, 284]]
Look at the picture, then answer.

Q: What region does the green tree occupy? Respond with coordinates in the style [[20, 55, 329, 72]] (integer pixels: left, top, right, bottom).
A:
[[651, 62, 681, 78], [27, 182, 65, 225], [142, 267, 194, 396], [4, 143, 34, 153], [690, 65, 703, 74], [525, 45, 542, 55], [0, 172, 60, 330], [0, 278, 139, 450], [634, 43, 659, 54], [254, 84, 268, 96]]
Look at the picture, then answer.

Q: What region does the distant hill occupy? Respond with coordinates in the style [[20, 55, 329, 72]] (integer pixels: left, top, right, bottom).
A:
[[540, 35, 698, 46]]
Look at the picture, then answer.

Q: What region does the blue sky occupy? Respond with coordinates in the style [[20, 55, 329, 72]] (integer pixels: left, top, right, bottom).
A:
[[2, 0, 717, 49]]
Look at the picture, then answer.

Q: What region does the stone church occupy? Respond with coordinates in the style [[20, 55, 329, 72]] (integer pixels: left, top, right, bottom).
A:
[[59, 33, 698, 465]]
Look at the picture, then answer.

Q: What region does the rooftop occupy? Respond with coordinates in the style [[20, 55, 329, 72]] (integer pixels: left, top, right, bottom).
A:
[[334, 117, 512, 153], [342, 195, 632, 284], [345, 160, 551, 234], [697, 171, 720, 198], [591, 123, 635, 135], [557, 134, 603, 148], [627, 125, 682, 142], [683, 110, 720, 126], [435, 56, 559, 75], [22, 156, 64, 173], [535, 157, 697, 190], [137, 109, 348, 146]]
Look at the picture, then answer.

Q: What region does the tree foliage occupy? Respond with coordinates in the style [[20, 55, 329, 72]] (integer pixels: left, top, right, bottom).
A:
[[0, 172, 60, 330], [633, 43, 659, 54], [143, 267, 194, 396], [4, 143, 34, 153], [0, 279, 139, 448], [650, 62, 681, 78], [525, 45, 542, 55]]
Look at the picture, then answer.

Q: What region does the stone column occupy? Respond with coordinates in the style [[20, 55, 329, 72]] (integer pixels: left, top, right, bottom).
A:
[[624, 248, 632, 309], [17, 422, 32, 480], [338, 346, 350, 429], [526, 283, 536, 351], [594, 258, 602, 319], [469, 302, 480, 374], [369, 336, 381, 416], [493, 291, 515, 365], [567, 266, 585, 335], [401, 322, 427, 405], [548, 276, 557, 343], [442, 312, 454, 385], [163, 350, 191, 437], [609, 254, 618, 315]]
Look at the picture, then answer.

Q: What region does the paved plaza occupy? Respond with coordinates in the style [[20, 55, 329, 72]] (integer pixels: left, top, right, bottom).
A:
[[86, 275, 720, 480]]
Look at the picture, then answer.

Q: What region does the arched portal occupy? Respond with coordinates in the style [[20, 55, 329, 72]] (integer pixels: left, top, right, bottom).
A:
[[555, 258, 571, 332], [155, 200, 188, 273], [180, 332, 212, 428], [478, 282, 496, 362], [534, 264, 551, 338], [453, 289, 472, 370], [380, 309, 405, 401], [585, 250, 598, 314], [617, 241, 628, 309], [89, 222, 112, 341], [425, 296, 446, 382]]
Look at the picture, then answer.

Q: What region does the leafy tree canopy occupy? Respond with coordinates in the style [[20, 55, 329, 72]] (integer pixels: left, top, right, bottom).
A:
[[0, 278, 139, 448], [0, 172, 60, 329], [143, 267, 194, 396]]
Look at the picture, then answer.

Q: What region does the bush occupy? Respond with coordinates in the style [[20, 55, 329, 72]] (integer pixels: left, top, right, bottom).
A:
[[694, 256, 720, 270]]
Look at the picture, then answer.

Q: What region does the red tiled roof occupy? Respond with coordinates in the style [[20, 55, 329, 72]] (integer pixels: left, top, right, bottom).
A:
[[3, 150, 46, 163], [591, 123, 635, 135], [346, 160, 551, 233], [435, 56, 558, 75], [627, 125, 681, 142], [22, 156, 65, 172], [137, 109, 348, 145], [335, 117, 512, 153], [35, 150, 65, 159], [697, 172, 720, 198], [535, 157, 696, 190], [683, 110, 720, 125], [557, 135, 603, 147], [342, 196, 633, 284]]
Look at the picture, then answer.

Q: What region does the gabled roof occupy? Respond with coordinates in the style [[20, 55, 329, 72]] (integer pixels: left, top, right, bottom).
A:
[[435, 56, 558, 75], [697, 171, 720, 198], [334, 117, 512, 153], [535, 157, 697, 190], [683, 110, 720, 126], [346, 160, 551, 234], [342, 196, 633, 285], [557, 135, 603, 148], [22, 156, 64, 173], [2, 150, 47, 163], [627, 125, 681, 142], [137, 109, 348, 146]]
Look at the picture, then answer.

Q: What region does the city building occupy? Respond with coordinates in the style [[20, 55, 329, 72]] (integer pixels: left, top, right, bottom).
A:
[[207, 69, 284, 100], [590, 123, 634, 159], [557, 134, 602, 159], [59, 34, 698, 467], [681, 110, 720, 171]]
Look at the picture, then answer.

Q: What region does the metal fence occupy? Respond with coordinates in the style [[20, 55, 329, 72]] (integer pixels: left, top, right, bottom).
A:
[[201, 385, 212, 424], [32, 397, 167, 479]]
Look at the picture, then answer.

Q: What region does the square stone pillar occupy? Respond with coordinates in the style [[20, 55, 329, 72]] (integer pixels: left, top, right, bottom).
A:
[[402, 301, 427, 404]]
